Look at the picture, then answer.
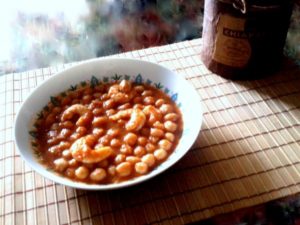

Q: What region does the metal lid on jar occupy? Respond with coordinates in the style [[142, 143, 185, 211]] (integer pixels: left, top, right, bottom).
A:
[[218, 0, 291, 14]]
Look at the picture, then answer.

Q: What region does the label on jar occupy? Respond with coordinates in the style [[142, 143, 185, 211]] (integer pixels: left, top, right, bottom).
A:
[[212, 13, 251, 68]]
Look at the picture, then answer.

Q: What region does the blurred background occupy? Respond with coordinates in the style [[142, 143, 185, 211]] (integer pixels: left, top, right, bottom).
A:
[[0, 0, 299, 75]]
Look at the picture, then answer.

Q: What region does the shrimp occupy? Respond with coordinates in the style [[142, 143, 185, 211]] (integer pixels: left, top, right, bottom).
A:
[[143, 105, 162, 125], [110, 108, 146, 131], [109, 109, 133, 121], [61, 104, 92, 126], [126, 108, 146, 131], [70, 136, 113, 163]]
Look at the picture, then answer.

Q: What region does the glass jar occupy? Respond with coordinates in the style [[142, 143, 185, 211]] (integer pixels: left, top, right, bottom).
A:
[[200, 0, 294, 79]]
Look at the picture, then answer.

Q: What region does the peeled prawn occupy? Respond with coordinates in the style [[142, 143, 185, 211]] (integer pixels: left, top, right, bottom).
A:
[[61, 104, 88, 120], [70, 136, 113, 163], [61, 104, 92, 126], [125, 108, 146, 131], [109, 109, 133, 121]]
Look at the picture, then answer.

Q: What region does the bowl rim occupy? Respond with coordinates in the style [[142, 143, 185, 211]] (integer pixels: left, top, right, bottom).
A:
[[14, 57, 203, 190]]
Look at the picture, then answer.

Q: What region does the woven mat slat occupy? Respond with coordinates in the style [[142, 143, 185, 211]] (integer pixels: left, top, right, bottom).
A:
[[1, 38, 300, 224]]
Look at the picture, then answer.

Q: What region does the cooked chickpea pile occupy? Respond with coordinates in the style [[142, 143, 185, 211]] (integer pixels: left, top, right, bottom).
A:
[[32, 79, 183, 184]]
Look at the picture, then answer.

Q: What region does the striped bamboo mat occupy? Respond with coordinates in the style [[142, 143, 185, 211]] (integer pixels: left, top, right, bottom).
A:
[[1, 39, 300, 225]]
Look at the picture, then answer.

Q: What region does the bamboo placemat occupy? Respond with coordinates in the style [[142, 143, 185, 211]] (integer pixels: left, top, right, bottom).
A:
[[1, 39, 300, 225]]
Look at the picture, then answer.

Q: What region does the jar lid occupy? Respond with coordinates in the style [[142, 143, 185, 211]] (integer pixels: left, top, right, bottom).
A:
[[218, 0, 290, 14]]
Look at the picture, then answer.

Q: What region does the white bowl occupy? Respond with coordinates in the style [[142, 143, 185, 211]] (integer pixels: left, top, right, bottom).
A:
[[14, 58, 202, 190]]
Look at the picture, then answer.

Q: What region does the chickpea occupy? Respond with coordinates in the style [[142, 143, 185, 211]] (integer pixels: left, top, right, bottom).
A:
[[126, 156, 141, 164], [107, 128, 120, 138], [134, 146, 146, 157], [124, 133, 138, 146], [164, 121, 177, 132], [164, 113, 178, 122], [153, 121, 164, 130], [113, 92, 130, 104], [85, 135, 97, 146], [108, 84, 119, 95], [116, 162, 132, 177], [82, 95, 92, 104], [92, 128, 105, 138], [47, 138, 59, 145], [48, 145, 60, 155], [108, 165, 116, 176], [117, 119, 126, 126], [61, 97, 71, 106], [141, 154, 156, 167], [92, 108, 103, 116], [133, 103, 144, 110], [90, 168, 107, 182], [76, 112, 93, 126], [154, 149, 168, 160], [47, 130, 58, 138], [110, 138, 122, 148], [106, 109, 116, 117], [120, 144, 133, 155], [59, 128, 72, 139], [59, 141, 71, 150], [103, 99, 115, 109], [53, 158, 68, 172], [94, 143, 104, 149], [118, 103, 131, 110], [150, 128, 164, 137], [50, 123, 59, 130], [137, 137, 147, 146], [69, 90, 80, 99], [142, 90, 153, 96], [53, 107, 62, 115], [143, 96, 155, 105], [101, 93, 109, 100], [155, 99, 165, 107], [115, 154, 126, 164], [75, 166, 89, 179], [158, 139, 172, 151], [149, 136, 160, 144], [62, 149, 72, 159], [76, 126, 87, 136], [83, 88, 93, 95], [99, 136, 111, 146], [89, 99, 103, 110], [134, 85, 144, 93], [135, 162, 149, 174], [93, 93, 102, 99], [71, 99, 80, 105], [69, 132, 81, 141], [119, 80, 132, 92], [60, 121, 74, 129], [65, 168, 75, 178], [92, 116, 108, 127], [68, 159, 79, 167], [45, 113, 56, 127], [159, 104, 173, 115], [94, 85, 104, 92], [145, 143, 156, 153], [165, 132, 175, 142]]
